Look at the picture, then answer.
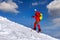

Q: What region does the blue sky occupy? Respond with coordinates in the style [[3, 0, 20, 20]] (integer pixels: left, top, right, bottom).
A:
[[0, 0, 60, 39]]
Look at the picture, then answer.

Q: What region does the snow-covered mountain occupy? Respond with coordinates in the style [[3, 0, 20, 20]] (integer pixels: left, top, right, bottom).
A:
[[0, 16, 59, 40]]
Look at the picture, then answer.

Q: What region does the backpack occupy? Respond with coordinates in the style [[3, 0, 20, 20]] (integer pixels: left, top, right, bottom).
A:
[[40, 13, 43, 20]]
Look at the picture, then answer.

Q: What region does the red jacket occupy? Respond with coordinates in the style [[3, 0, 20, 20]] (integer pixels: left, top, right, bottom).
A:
[[33, 11, 40, 22]]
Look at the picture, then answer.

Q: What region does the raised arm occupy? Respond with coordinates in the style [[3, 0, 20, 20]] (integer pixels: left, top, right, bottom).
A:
[[32, 16, 36, 18]]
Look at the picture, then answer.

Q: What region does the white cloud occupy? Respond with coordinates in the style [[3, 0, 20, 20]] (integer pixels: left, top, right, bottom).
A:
[[14, 0, 23, 4], [0, 0, 19, 13], [32, 2, 38, 6], [52, 18, 60, 28], [32, 1, 46, 6], [47, 0, 60, 27], [53, 18, 60, 24], [46, 0, 60, 38], [47, 0, 60, 17], [17, 1, 23, 4]]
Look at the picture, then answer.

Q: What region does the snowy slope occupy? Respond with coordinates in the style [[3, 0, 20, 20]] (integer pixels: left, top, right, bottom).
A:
[[0, 16, 59, 40]]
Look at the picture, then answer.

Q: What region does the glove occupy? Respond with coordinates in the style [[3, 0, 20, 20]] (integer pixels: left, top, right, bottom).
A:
[[32, 16, 34, 18]]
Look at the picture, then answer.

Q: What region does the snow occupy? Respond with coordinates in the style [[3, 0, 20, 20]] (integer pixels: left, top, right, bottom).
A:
[[0, 16, 59, 40]]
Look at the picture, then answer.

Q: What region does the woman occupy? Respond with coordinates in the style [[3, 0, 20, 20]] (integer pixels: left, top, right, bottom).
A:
[[32, 9, 41, 32]]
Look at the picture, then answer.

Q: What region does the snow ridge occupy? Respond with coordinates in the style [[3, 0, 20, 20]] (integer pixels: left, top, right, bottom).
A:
[[0, 16, 59, 40]]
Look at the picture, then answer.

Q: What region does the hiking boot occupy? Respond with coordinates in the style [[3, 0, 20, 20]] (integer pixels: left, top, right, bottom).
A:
[[33, 28, 36, 30], [38, 29, 41, 33]]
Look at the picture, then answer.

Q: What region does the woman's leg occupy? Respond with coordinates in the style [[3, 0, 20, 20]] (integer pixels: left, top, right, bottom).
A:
[[37, 21, 41, 32], [38, 24, 41, 32], [33, 21, 36, 30]]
